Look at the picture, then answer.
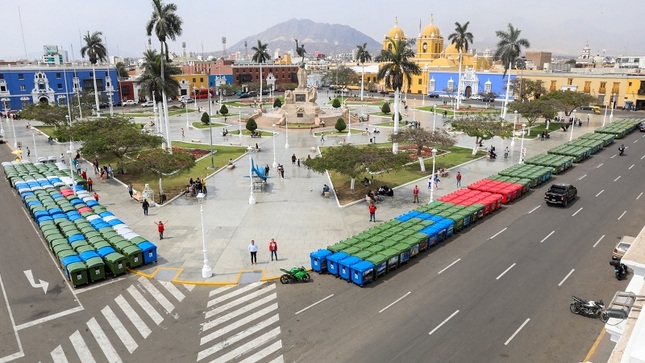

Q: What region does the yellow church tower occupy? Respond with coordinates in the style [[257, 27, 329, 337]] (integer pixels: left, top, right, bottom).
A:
[[416, 15, 444, 61], [383, 17, 407, 51]]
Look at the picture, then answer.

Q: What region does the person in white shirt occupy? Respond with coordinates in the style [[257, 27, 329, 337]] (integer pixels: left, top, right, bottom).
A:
[[248, 240, 258, 265]]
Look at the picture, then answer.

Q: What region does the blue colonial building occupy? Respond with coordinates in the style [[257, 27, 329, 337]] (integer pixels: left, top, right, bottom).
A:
[[0, 65, 120, 112], [427, 69, 516, 100]]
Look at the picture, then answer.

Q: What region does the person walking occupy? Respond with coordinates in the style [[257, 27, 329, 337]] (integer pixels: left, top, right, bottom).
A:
[[154, 220, 167, 239], [127, 183, 134, 199], [269, 238, 278, 261], [291, 154, 297, 165], [368, 202, 377, 222], [248, 240, 258, 264], [434, 174, 440, 189], [181, 127, 185, 138], [412, 185, 420, 203], [320, 134, 325, 142], [456, 171, 462, 188], [26, 147, 30, 157], [142, 199, 149, 216], [93, 192, 99, 202], [87, 177, 93, 191]]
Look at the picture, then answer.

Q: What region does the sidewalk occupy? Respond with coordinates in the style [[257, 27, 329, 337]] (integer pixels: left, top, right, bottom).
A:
[[4, 104, 615, 285]]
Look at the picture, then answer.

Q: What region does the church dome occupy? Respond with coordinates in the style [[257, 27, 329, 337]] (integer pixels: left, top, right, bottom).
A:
[[420, 16, 441, 38], [445, 43, 459, 55], [386, 17, 406, 40]]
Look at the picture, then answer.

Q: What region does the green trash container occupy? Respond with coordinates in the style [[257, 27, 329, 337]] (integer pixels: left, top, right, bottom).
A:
[[104, 253, 128, 277], [75, 244, 94, 254], [122, 245, 143, 268], [66, 262, 88, 287], [84, 257, 106, 282], [49, 238, 69, 251], [114, 241, 132, 253]]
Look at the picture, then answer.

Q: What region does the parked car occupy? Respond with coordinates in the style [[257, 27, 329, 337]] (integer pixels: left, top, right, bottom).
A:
[[123, 100, 136, 106], [141, 101, 155, 107], [613, 236, 634, 259], [482, 96, 496, 102], [239, 91, 258, 99], [544, 183, 577, 207], [427, 93, 440, 98], [470, 94, 483, 101]]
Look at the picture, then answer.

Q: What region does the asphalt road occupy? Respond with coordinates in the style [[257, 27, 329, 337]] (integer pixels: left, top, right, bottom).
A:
[[276, 131, 644, 362]]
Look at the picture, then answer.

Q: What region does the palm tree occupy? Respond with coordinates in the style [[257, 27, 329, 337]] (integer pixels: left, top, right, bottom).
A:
[[448, 21, 474, 110], [146, 0, 183, 152], [356, 43, 372, 101], [375, 37, 420, 153], [251, 40, 270, 104], [137, 50, 181, 102], [80, 31, 107, 116], [494, 23, 530, 118]]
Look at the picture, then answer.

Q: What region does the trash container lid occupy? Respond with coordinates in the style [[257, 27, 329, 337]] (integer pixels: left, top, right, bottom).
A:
[[351, 261, 375, 272], [310, 249, 332, 259]]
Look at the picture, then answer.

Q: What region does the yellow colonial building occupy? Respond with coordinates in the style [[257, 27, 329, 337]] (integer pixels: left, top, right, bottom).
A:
[[170, 74, 209, 98]]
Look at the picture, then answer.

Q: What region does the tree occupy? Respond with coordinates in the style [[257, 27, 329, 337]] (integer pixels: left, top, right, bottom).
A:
[[390, 128, 456, 171], [508, 99, 557, 127], [273, 98, 282, 109], [137, 49, 181, 103], [245, 118, 257, 132], [381, 102, 391, 114], [146, 0, 183, 153], [447, 114, 513, 154], [251, 40, 270, 103], [321, 66, 357, 88], [448, 21, 474, 109], [201, 112, 210, 125], [375, 36, 421, 153], [391, 112, 403, 121], [115, 62, 129, 78], [335, 118, 346, 133], [220, 104, 229, 115], [331, 98, 341, 109], [510, 78, 547, 101], [19, 104, 69, 128], [541, 90, 597, 117], [495, 23, 530, 118], [80, 31, 107, 116], [356, 43, 372, 101], [128, 148, 195, 178], [303, 145, 408, 192]]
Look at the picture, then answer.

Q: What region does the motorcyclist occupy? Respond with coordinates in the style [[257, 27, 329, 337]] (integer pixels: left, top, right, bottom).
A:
[[619, 144, 625, 155]]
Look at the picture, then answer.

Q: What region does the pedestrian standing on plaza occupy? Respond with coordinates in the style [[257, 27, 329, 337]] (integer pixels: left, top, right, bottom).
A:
[[413, 185, 420, 203], [155, 220, 167, 239], [93, 158, 99, 174], [181, 128, 185, 138], [87, 177, 93, 191], [142, 199, 149, 215], [248, 240, 258, 264], [368, 202, 377, 222], [434, 174, 440, 189], [277, 164, 285, 179], [60, 153, 65, 164], [291, 154, 297, 165], [127, 183, 134, 199], [93, 191, 99, 202], [264, 164, 270, 177], [320, 134, 325, 142], [26, 147, 30, 157], [269, 238, 278, 261], [456, 171, 462, 188]]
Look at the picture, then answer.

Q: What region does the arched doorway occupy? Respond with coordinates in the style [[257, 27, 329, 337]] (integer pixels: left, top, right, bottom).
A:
[[465, 86, 472, 98]]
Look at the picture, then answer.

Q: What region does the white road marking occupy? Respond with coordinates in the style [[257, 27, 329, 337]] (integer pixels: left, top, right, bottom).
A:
[[638, 192, 643, 200], [618, 211, 627, 220], [75, 276, 127, 294], [641, 154, 645, 160], [184, 284, 196, 292], [202, 294, 277, 332], [593, 235, 605, 248], [629, 164, 635, 170], [634, 139, 638, 143], [211, 327, 281, 363], [578, 174, 587, 180], [496, 263, 516, 280], [611, 154, 617, 159], [558, 269, 575, 287], [205, 284, 275, 319], [138, 277, 175, 314], [438, 259, 461, 274], [127, 285, 163, 325], [207, 282, 262, 307], [295, 294, 334, 315], [596, 163, 603, 169], [429, 310, 459, 336], [595, 190, 604, 197], [69, 330, 96, 363], [540, 231, 555, 244], [572, 207, 583, 217], [379, 292, 411, 313], [614, 176, 621, 182], [158, 280, 185, 302], [238, 340, 282, 363], [16, 306, 84, 331], [197, 315, 280, 361], [490, 227, 507, 239], [208, 285, 234, 298], [504, 318, 530, 345], [0, 275, 24, 363], [87, 318, 120, 363], [102, 306, 138, 354], [115, 295, 151, 339], [528, 205, 540, 214], [23, 270, 48, 293], [201, 303, 278, 345], [50, 345, 68, 363]]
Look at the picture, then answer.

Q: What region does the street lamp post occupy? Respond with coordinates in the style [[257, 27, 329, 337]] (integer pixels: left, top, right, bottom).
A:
[[247, 146, 256, 205], [2, 97, 16, 149], [569, 110, 576, 141], [272, 123, 277, 168], [196, 193, 213, 278], [519, 124, 527, 164], [208, 120, 215, 169], [238, 111, 242, 138], [66, 149, 76, 195], [511, 110, 518, 146], [602, 101, 608, 127], [432, 106, 436, 132], [347, 105, 351, 140], [284, 113, 289, 149], [0, 98, 7, 138], [32, 128, 38, 160], [185, 100, 190, 130], [609, 93, 615, 123], [429, 148, 437, 203]]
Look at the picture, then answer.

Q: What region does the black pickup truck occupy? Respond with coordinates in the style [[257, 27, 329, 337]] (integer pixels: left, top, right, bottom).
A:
[[545, 183, 577, 206]]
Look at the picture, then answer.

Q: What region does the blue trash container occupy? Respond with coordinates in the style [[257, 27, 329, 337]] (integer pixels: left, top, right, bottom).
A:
[[326, 252, 349, 276], [310, 249, 332, 273], [351, 261, 375, 286], [338, 256, 361, 281], [137, 241, 158, 264]]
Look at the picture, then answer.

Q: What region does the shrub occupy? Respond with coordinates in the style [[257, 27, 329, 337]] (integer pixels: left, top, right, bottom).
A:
[[391, 112, 403, 121], [200, 112, 210, 125], [381, 102, 391, 114], [273, 98, 282, 108], [335, 118, 346, 132], [219, 104, 229, 115], [246, 118, 258, 132], [331, 98, 341, 109]]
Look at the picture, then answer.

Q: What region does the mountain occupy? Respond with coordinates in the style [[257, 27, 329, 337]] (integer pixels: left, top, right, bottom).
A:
[[227, 18, 381, 58]]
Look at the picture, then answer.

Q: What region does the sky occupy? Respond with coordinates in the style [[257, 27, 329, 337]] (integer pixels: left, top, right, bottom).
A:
[[1, 0, 643, 61]]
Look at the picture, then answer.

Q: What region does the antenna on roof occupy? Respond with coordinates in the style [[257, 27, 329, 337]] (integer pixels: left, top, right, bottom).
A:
[[222, 36, 227, 58]]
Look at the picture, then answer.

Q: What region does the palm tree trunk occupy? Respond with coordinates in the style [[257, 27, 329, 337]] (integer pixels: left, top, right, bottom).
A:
[[456, 51, 463, 110], [418, 156, 426, 172], [259, 62, 263, 104], [360, 64, 365, 101], [502, 61, 512, 119], [350, 177, 355, 192], [91, 63, 100, 116], [160, 41, 172, 154], [392, 88, 400, 154]]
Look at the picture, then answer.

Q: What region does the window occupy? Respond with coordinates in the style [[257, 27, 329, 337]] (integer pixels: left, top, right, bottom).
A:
[[58, 83, 63, 89], [200, 77, 204, 82], [56, 73, 61, 79], [567, 78, 573, 85], [0, 85, 5, 92], [550, 80, 557, 91], [18, 74, 24, 80], [418, 79, 422, 85], [599, 82, 606, 94], [612, 82, 620, 94], [20, 85, 26, 91], [192, 78, 196, 83], [584, 81, 591, 93], [0, 74, 4, 80]]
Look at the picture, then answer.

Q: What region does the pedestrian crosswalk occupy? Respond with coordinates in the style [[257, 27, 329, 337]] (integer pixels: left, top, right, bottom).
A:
[[49, 276, 192, 363], [198, 282, 284, 363]]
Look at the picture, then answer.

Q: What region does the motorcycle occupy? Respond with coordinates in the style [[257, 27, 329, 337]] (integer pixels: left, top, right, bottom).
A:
[[609, 258, 628, 280], [619, 145, 625, 156], [279, 266, 311, 284], [570, 296, 609, 322]]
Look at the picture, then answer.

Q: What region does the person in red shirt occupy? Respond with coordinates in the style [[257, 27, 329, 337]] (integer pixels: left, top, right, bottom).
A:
[[269, 238, 278, 261], [368, 203, 377, 222], [456, 171, 462, 188], [87, 178, 93, 191], [155, 221, 168, 239], [413, 185, 419, 203], [93, 192, 99, 202]]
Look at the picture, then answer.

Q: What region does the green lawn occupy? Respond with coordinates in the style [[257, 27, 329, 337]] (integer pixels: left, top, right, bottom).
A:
[[191, 122, 228, 129], [227, 129, 274, 137]]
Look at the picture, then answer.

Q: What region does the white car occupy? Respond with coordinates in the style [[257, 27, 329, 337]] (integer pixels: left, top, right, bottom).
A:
[[123, 100, 136, 106], [141, 101, 155, 107], [470, 94, 483, 101]]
